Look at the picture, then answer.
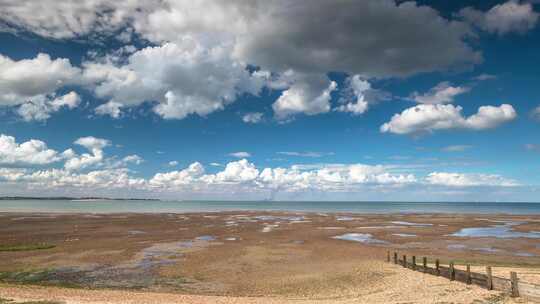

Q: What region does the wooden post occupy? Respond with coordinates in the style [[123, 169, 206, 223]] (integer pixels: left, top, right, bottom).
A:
[[423, 257, 427, 273], [449, 262, 455, 281], [510, 271, 519, 297], [387, 251, 390, 262], [412, 256, 416, 270], [403, 255, 407, 268], [435, 259, 440, 276], [394, 252, 398, 264], [486, 266, 493, 290], [466, 265, 472, 285]]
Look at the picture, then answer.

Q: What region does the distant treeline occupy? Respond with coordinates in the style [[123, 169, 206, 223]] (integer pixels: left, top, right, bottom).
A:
[[0, 196, 160, 201]]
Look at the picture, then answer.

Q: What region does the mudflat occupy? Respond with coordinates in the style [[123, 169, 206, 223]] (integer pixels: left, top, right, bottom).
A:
[[1, 212, 540, 303]]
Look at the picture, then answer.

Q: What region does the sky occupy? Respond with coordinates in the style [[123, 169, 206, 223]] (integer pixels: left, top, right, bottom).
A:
[[0, 0, 539, 201]]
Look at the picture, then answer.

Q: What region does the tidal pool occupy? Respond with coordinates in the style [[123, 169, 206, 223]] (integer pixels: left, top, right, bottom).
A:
[[390, 221, 433, 227], [332, 233, 387, 244], [451, 222, 540, 238]]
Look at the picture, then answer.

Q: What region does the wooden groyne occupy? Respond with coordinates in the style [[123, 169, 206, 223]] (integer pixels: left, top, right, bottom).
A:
[[387, 251, 540, 301]]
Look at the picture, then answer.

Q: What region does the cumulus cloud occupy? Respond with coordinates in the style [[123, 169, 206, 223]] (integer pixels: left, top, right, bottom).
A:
[[1, 1, 484, 121], [168, 161, 179, 167], [426, 172, 518, 187], [228, 152, 251, 158], [0, 0, 158, 39], [64, 136, 111, 171], [17, 91, 81, 122], [0, 144, 523, 198], [242, 112, 263, 124], [84, 41, 266, 120], [0, 53, 82, 121], [335, 75, 372, 115], [149, 159, 417, 193], [2, 168, 146, 190], [458, 0, 539, 35], [272, 75, 337, 120], [121, 154, 143, 165], [233, 0, 479, 78], [381, 104, 517, 135], [409, 82, 469, 104], [0, 134, 64, 165]]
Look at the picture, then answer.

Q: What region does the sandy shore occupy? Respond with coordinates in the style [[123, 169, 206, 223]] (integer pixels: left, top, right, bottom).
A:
[[1, 211, 540, 302], [0, 262, 518, 303]]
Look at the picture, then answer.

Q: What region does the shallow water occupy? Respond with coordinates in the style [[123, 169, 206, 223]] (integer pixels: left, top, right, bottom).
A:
[[451, 222, 540, 238], [391, 221, 433, 227], [332, 233, 387, 244], [3, 199, 540, 214]]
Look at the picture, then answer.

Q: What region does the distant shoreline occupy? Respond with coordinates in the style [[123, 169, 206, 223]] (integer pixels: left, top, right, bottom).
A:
[[0, 196, 160, 201]]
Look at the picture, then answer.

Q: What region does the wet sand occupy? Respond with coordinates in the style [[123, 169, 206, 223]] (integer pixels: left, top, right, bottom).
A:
[[1, 212, 540, 302]]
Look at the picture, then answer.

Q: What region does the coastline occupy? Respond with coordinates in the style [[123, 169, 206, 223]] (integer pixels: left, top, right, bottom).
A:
[[1, 211, 540, 303]]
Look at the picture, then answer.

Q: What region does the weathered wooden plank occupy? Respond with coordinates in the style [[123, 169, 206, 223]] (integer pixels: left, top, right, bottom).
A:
[[403, 255, 407, 268], [511, 272, 519, 297], [387, 254, 540, 301], [492, 276, 511, 292], [486, 266, 493, 290], [470, 272, 488, 281]]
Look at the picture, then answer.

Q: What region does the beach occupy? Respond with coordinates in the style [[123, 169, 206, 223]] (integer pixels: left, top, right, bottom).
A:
[[1, 211, 540, 303]]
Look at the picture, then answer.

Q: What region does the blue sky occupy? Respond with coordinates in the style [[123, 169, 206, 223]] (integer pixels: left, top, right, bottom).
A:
[[0, 0, 539, 201]]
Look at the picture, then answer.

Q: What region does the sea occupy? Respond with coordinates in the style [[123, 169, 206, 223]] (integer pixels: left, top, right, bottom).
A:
[[1, 199, 540, 214]]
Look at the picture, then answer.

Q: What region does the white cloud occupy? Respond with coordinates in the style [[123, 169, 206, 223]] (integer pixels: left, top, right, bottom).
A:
[[0, 134, 64, 165], [277, 151, 334, 158], [0, 53, 82, 121], [150, 160, 417, 193], [410, 82, 469, 104], [168, 161, 179, 167], [64, 136, 111, 171], [426, 172, 518, 187], [0, 53, 81, 105], [242, 112, 263, 124], [122, 154, 143, 165], [381, 104, 516, 135], [0, 144, 524, 199], [95, 101, 122, 118], [459, 1, 539, 35], [0, 0, 158, 39], [273, 75, 337, 120], [335, 75, 371, 115], [150, 162, 205, 187], [74, 136, 110, 151], [213, 159, 260, 183], [1, 1, 485, 121], [441, 145, 473, 152], [16, 91, 81, 122], [228, 152, 251, 158], [84, 41, 265, 120], [2, 1, 481, 79]]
